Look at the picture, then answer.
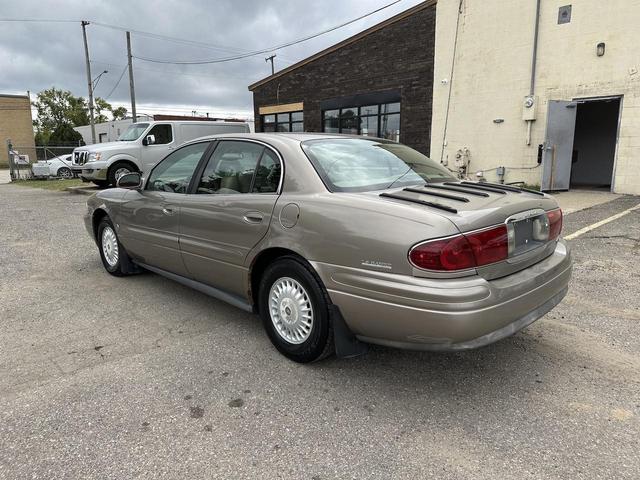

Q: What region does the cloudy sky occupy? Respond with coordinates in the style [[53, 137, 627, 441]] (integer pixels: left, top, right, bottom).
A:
[[0, 0, 423, 120]]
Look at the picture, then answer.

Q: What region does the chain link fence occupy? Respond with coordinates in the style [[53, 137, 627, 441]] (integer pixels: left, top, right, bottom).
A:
[[5, 141, 83, 180]]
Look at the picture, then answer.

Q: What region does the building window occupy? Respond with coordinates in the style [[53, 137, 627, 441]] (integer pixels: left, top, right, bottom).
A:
[[322, 102, 400, 141], [261, 111, 304, 132]]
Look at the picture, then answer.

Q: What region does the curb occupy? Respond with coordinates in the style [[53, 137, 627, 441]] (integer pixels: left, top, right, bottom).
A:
[[66, 185, 101, 195]]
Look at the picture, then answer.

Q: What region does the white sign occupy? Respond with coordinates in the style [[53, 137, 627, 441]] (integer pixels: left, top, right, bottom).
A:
[[10, 150, 29, 165]]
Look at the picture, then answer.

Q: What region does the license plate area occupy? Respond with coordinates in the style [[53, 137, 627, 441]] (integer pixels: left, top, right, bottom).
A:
[[507, 210, 549, 257]]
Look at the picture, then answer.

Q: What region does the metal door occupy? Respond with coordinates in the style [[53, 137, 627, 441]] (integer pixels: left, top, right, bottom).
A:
[[541, 100, 577, 191]]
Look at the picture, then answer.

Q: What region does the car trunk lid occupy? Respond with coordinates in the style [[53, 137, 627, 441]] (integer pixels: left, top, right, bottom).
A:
[[377, 181, 561, 279]]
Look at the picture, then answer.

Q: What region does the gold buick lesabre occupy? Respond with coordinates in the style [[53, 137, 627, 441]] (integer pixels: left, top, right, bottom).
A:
[[85, 133, 572, 362]]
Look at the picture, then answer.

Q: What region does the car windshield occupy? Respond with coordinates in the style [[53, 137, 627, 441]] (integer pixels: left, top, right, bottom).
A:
[[118, 123, 149, 141], [301, 138, 456, 192]]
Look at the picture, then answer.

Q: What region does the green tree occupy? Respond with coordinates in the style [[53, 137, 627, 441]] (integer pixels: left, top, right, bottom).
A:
[[111, 106, 128, 120], [32, 88, 125, 145]]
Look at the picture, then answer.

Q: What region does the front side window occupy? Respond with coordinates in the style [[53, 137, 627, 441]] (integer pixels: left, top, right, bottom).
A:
[[197, 141, 267, 194], [147, 124, 173, 144], [118, 123, 149, 141], [146, 142, 209, 193], [301, 138, 455, 193]]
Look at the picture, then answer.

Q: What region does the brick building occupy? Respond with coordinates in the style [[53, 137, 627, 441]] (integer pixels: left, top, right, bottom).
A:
[[0, 93, 36, 167], [248, 1, 436, 155]]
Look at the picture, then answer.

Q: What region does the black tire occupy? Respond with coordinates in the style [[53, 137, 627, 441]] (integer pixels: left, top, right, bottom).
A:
[[57, 167, 73, 179], [97, 217, 135, 277], [107, 161, 137, 187], [258, 257, 334, 363]]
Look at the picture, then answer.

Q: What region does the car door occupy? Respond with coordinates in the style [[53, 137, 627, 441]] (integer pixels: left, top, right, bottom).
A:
[[140, 123, 176, 172], [117, 141, 211, 276], [179, 140, 283, 296]]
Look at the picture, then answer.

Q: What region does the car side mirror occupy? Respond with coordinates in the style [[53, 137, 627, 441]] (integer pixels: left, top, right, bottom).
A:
[[143, 134, 156, 146], [116, 172, 142, 189]]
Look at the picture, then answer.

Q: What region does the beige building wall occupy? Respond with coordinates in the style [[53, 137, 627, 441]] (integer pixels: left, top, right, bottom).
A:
[[0, 94, 36, 167], [431, 0, 640, 194]]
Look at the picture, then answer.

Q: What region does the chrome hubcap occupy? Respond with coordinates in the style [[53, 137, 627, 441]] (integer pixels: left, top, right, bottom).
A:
[[101, 226, 119, 267], [59, 168, 72, 178], [269, 277, 313, 344], [114, 167, 131, 180]]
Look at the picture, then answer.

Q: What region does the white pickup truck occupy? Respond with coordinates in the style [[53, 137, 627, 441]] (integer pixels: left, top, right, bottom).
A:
[[72, 120, 250, 187]]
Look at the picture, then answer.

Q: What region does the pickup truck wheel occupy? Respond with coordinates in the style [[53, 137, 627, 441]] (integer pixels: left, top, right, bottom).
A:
[[108, 162, 136, 186], [258, 257, 334, 363], [97, 217, 134, 277]]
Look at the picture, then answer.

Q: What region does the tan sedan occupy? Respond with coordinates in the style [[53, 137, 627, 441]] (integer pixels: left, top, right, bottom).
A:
[[85, 133, 572, 362]]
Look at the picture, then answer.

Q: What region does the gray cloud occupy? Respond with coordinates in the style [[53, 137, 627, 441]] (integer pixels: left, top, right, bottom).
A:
[[0, 0, 423, 119]]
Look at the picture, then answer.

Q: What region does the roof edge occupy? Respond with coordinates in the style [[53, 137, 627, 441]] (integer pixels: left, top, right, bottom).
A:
[[248, 0, 437, 91]]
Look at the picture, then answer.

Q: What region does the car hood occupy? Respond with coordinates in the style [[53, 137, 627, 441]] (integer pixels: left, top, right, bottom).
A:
[[76, 141, 138, 153]]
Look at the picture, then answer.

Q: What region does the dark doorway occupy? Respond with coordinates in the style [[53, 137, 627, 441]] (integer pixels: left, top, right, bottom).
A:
[[570, 98, 621, 189]]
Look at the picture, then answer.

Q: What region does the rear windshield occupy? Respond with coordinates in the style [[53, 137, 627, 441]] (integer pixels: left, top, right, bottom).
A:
[[301, 138, 455, 192]]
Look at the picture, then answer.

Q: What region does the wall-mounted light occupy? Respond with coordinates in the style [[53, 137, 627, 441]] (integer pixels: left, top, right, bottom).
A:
[[596, 42, 606, 57]]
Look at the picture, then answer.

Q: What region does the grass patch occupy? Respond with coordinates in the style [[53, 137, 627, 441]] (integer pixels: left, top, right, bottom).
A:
[[12, 178, 84, 191]]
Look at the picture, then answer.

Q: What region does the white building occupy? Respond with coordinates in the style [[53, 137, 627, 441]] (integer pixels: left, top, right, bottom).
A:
[[431, 0, 640, 195]]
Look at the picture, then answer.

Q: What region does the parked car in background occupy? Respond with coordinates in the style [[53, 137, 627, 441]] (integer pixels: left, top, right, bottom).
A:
[[72, 120, 251, 187], [31, 154, 74, 178], [84, 133, 572, 363]]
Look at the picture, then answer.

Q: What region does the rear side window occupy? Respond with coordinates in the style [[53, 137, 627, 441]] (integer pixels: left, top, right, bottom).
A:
[[196, 141, 264, 194], [252, 150, 281, 193], [301, 138, 455, 192], [148, 124, 173, 144]]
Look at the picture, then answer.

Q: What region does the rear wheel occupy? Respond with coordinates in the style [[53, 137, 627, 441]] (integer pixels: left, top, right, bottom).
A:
[[108, 161, 136, 186], [258, 257, 334, 363], [57, 167, 73, 178], [97, 217, 135, 276]]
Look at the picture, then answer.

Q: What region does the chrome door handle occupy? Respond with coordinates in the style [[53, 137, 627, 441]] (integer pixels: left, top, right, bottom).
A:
[[162, 207, 175, 216], [243, 213, 263, 224]]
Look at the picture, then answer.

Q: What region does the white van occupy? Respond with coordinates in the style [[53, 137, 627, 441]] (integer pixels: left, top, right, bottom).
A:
[[72, 120, 250, 187]]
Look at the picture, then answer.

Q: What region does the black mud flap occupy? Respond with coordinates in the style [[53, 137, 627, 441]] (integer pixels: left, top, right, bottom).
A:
[[329, 304, 369, 359]]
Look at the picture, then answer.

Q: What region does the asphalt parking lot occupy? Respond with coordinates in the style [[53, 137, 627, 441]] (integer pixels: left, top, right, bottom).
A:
[[0, 184, 638, 480]]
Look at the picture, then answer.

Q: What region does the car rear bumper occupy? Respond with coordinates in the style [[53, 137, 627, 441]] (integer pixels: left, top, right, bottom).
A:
[[312, 239, 572, 351]]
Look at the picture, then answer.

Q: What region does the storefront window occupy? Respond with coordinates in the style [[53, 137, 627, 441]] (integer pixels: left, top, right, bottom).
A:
[[322, 102, 400, 140], [261, 111, 303, 132]]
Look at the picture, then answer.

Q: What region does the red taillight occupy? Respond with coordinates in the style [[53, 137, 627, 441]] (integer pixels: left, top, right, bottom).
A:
[[410, 235, 476, 271], [409, 225, 508, 271], [547, 208, 563, 240], [466, 224, 509, 266]]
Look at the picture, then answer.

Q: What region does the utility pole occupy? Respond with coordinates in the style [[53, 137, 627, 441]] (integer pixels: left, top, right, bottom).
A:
[[81, 21, 96, 144], [265, 54, 276, 75], [126, 31, 137, 122]]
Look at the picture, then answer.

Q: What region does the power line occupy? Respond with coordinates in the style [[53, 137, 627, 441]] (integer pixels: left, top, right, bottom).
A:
[[132, 0, 402, 65], [104, 65, 128, 99], [0, 1, 401, 68]]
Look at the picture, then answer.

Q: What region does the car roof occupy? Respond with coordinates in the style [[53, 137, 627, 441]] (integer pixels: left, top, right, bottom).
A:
[[185, 132, 389, 145]]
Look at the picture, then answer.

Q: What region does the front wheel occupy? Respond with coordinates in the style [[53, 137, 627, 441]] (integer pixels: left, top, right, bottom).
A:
[[97, 217, 135, 276], [57, 167, 73, 179], [108, 162, 136, 187], [258, 257, 334, 363]]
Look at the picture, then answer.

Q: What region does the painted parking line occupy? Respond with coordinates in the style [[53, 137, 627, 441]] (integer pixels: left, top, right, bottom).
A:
[[564, 203, 640, 240]]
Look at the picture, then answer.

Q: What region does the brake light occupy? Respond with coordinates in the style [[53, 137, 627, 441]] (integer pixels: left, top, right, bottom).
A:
[[547, 208, 563, 240], [409, 225, 508, 271]]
